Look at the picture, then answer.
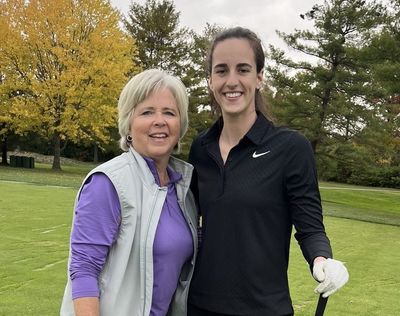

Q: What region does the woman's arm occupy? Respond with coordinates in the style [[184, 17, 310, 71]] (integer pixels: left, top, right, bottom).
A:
[[284, 132, 332, 262], [73, 297, 99, 316], [70, 173, 121, 301]]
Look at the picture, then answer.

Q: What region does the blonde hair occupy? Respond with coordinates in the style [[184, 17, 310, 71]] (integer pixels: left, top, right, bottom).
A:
[[118, 69, 189, 152]]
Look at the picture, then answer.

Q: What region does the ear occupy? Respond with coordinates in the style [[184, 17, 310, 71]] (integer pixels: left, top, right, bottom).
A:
[[256, 70, 264, 89], [208, 77, 214, 92]]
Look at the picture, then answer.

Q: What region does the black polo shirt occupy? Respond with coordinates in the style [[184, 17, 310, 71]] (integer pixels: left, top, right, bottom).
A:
[[188, 113, 332, 316]]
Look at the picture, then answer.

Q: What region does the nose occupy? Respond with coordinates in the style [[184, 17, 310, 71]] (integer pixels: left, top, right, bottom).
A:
[[226, 72, 239, 88], [153, 112, 166, 127]]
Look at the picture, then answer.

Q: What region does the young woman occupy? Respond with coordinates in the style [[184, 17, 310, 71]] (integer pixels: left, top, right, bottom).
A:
[[187, 27, 349, 316], [60, 69, 198, 316]]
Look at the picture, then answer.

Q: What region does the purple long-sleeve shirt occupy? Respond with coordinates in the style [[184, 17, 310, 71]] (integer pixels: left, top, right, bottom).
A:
[[69, 157, 193, 316]]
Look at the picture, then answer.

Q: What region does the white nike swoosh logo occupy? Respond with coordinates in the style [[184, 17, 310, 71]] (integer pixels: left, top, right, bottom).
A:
[[252, 150, 271, 158]]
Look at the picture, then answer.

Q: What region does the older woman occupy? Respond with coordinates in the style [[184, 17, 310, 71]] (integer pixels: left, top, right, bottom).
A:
[[61, 69, 198, 316]]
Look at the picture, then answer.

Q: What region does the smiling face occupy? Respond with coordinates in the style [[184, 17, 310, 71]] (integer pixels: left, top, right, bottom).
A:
[[209, 38, 263, 118], [129, 88, 180, 166]]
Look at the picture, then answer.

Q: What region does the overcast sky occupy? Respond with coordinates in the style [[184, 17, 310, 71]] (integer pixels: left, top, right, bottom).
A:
[[110, 0, 324, 58]]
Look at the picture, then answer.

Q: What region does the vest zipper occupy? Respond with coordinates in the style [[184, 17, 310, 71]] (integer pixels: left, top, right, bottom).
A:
[[143, 187, 166, 315]]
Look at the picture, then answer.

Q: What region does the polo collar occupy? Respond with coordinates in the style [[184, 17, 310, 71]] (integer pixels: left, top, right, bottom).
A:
[[143, 155, 182, 186], [245, 113, 272, 145], [128, 147, 185, 187]]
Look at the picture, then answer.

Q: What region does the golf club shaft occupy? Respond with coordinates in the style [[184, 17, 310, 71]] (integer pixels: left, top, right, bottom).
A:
[[315, 294, 328, 316]]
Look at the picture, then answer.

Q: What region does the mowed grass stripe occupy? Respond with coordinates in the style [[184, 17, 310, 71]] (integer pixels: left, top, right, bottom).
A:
[[319, 182, 400, 226]]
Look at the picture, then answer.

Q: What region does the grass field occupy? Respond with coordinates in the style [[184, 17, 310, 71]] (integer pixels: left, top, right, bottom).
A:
[[0, 162, 96, 188], [320, 182, 400, 226], [0, 163, 399, 315], [0, 181, 75, 315]]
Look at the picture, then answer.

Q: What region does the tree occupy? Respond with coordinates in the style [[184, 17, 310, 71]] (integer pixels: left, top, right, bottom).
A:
[[0, 73, 10, 165], [0, 0, 138, 170], [349, 0, 400, 186], [267, 0, 386, 152], [322, 0, 400, 187], [266, 0, 400, 187], [124, 0, 190, 76], [265, 0, 398, 186], [124, 0, 214, 159]]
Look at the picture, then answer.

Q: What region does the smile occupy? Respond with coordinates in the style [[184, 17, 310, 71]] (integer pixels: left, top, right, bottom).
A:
[[224, 92, 242, 98], [149, 133, 168, 138]]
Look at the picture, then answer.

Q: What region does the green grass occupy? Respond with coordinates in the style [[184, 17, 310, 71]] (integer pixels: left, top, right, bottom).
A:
[[0, 181, 76, 315], [320, 181, 400, 226], [0, 165, 399, 315], [0, 162, 96, 188], [289, 217, 400, 315]]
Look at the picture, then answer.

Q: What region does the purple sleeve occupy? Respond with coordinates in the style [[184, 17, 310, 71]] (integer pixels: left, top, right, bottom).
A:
[[69, 172, 121, 299]]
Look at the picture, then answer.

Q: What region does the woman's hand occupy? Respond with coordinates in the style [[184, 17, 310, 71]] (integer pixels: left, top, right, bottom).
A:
[[313, 258, 349, 298]]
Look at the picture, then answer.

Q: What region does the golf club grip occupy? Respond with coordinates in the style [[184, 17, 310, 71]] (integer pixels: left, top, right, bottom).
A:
[[315, 294, 328, 316]]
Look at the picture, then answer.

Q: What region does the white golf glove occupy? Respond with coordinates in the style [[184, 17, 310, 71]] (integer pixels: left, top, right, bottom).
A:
[[313, 258, 349, 298]]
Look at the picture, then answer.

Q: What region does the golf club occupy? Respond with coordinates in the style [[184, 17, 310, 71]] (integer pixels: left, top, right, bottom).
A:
[[315, 294, 328, 316]]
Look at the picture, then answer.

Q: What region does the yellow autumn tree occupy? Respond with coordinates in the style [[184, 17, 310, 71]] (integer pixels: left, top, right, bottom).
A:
[[0, 0, 139, 169]]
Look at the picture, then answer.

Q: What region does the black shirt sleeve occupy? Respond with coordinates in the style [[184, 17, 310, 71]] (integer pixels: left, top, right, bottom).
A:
[[283, 132, 333, 265]]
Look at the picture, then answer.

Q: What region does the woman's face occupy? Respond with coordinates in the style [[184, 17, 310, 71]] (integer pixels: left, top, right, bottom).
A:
[[129, 88, 181, 165], [209, 38, 263, 117]]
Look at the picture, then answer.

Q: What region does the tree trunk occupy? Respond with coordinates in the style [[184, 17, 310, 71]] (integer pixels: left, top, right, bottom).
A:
[[1, 136, 8, 165], [313, 84, 332, 154], [52, 133, 62, 170], [310, 138, 318, 153], [93, 143, 99, 163]]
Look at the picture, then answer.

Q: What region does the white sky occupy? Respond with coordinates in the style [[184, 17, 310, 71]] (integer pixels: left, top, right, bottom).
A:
[[110, 0, 324, 58]]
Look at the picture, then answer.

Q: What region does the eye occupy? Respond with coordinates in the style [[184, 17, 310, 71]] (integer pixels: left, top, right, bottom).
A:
[[214, 67, 226, 75], [164, 110, 177, 116], [141, 110, 153, 116], [238, 67, 251, 73]]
